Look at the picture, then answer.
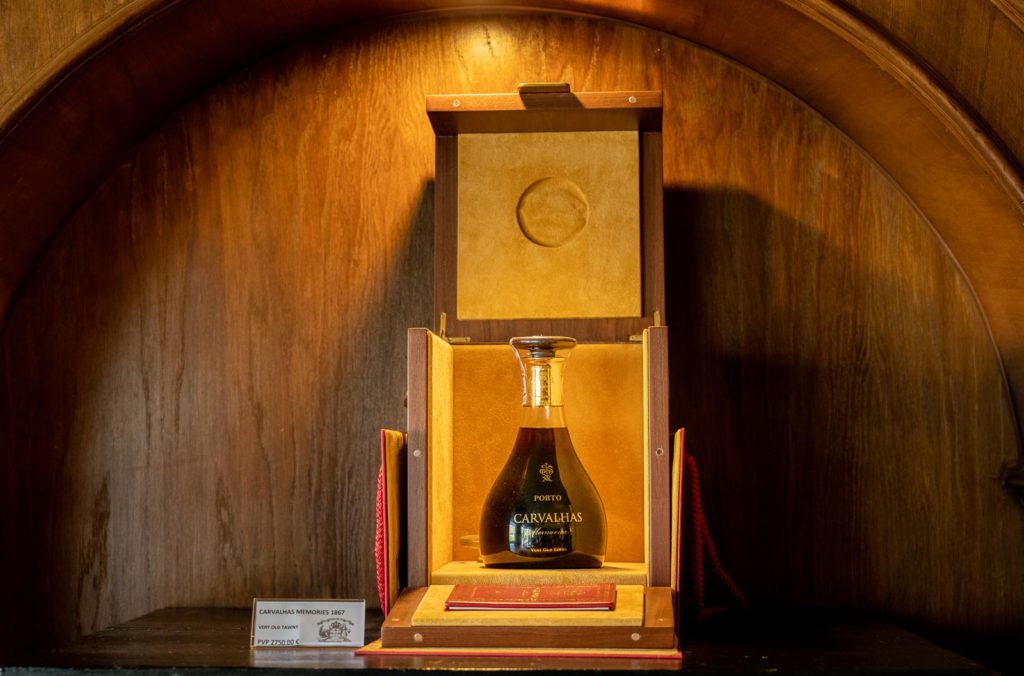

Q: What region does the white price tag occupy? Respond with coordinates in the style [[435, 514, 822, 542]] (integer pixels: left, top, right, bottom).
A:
[[250, 598, 365, 648]]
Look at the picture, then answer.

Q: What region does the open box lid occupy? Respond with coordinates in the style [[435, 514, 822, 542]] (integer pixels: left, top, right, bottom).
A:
[[427, 84, 664, 343]]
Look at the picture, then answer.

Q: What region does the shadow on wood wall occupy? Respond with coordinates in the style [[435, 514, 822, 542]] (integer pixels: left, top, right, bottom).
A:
[[665, 187, 1022, 638]]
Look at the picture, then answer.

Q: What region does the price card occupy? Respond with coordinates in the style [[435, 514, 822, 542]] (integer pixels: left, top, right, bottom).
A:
[[250, 599, 365, 648]]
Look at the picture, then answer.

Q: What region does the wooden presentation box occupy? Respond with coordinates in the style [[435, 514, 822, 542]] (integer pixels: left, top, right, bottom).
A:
[[377, 86, 679, 652]]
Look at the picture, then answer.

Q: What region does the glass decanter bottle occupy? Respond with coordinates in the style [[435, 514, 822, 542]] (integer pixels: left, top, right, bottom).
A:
[[479, 336, 607, 568]]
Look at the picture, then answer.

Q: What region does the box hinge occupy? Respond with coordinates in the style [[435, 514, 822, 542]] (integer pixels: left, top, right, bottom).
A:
[[629, 309, 662, 342], [438, 312, 471, 344]]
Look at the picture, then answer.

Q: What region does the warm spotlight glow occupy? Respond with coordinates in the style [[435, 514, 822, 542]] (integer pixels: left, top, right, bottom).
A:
[[457, 22, 510, 63]]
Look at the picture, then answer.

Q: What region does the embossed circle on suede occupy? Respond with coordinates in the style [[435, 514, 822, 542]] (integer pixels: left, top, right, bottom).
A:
[[516, 177, 589, 248]]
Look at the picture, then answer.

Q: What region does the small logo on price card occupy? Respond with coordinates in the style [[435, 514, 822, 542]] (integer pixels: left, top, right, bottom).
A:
[[317, 617, 355, 643], [250, 599, 365, 648]]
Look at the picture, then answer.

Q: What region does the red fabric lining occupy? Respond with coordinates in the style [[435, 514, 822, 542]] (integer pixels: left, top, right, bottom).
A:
[[685, 452, 748, 620], [375, 431, 389, 614]]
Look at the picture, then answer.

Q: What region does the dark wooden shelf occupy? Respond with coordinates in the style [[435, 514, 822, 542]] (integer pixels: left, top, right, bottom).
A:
[[3, 607, 992, 674]]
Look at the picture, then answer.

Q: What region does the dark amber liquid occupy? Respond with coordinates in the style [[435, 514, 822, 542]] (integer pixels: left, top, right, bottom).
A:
[[479, 427, 607, 568]]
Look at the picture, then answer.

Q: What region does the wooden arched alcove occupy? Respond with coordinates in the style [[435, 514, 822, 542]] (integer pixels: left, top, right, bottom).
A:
[[2, 0, 1023, 662]]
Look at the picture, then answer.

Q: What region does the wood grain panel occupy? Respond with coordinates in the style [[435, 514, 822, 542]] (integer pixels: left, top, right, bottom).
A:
[[645, 327, 672, 587], [1, 0, 1024, 448], [0, 9, 1022, 662], [843, 0, 1024, 173], [3, 0, 1021, 174], [1, 15, 443, 653], [660, 46, 1024, 637], [406, 329, 430, 589], [0, 0, 146, 115]]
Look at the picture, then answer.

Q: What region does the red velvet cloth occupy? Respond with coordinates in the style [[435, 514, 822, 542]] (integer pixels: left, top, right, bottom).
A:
[[374, 434, 389, 614], [683, 452, 748, 621]]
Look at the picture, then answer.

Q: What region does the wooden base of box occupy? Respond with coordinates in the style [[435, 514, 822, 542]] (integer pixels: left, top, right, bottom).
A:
[[357, 638, 683, 661], [381, 586, 676, 649]]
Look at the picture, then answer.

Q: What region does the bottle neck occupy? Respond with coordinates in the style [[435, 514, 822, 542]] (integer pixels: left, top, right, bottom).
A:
[[511, 336, 574, 429], [520, 404, 567, 429]]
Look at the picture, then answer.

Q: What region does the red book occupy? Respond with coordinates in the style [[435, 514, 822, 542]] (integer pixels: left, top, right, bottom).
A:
[[444, 583, 617, 611]]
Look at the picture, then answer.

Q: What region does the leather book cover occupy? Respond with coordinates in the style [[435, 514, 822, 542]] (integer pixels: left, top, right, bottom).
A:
[[445, 583, 616, 610]]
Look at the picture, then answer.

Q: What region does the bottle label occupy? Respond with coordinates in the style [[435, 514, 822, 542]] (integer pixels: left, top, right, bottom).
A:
[[526, 364, 553, 406], [512, 512, 584, 524]]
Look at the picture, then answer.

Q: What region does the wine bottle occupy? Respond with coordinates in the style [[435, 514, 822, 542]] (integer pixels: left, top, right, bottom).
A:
[[479, 336, 607, 568]]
